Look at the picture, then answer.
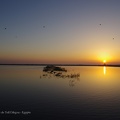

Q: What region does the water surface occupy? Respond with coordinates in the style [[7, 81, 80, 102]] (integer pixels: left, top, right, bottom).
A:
[[0, 65, 120, 119]]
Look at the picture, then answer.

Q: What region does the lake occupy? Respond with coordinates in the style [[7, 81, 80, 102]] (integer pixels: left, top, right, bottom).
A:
[[0, 65, 120, 119]]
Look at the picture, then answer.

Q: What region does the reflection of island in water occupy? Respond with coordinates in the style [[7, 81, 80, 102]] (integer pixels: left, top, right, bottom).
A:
[[40, 65, 80, 87]]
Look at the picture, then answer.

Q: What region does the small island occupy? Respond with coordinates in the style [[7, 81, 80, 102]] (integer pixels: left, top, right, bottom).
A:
[[43, 65, 67, 72], [42, 65, 80, 79]]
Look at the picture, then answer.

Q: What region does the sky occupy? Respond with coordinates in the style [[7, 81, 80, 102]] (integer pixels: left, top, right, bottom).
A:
[[0, 0, 120, 64]]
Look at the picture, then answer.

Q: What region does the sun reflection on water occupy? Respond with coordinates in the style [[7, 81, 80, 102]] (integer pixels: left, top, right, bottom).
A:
[[103, 66, 106, 75]]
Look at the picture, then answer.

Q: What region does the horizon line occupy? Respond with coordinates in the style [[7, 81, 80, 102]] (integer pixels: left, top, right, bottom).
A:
[[0, 63, 120, 67]]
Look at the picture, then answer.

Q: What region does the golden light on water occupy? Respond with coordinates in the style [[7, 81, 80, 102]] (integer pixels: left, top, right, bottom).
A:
[[103, 66, 106, 75]]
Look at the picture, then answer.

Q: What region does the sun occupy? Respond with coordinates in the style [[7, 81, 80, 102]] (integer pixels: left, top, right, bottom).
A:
[[103, 60, 106, 63], [98, 52, 111, 65], [103, 60, 106, 65]]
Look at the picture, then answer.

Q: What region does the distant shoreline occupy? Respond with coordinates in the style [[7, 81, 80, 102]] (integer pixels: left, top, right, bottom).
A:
[[0, 64, 120, 67]]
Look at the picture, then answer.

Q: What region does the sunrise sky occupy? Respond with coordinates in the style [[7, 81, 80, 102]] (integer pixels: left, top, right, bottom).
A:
[[0, 0, 120, 64]]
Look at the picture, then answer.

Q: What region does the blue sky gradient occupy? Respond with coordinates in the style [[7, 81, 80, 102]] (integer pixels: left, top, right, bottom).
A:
[[0, 0, 120, 64]]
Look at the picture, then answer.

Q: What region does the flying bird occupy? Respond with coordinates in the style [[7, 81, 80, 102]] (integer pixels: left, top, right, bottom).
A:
[[99, 24, 101, 26], [5, 28, 7, 30], [43, 26, 45, 28]]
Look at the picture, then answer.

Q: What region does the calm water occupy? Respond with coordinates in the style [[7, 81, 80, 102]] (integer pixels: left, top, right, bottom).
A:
[[0, 65, 120, 119]]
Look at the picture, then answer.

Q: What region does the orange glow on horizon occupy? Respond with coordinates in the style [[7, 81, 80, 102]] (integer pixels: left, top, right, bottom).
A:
[[0, 51, 119, 64]]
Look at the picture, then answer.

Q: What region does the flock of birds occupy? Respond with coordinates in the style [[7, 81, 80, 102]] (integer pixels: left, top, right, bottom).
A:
[[2, 24, 115, 40]]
